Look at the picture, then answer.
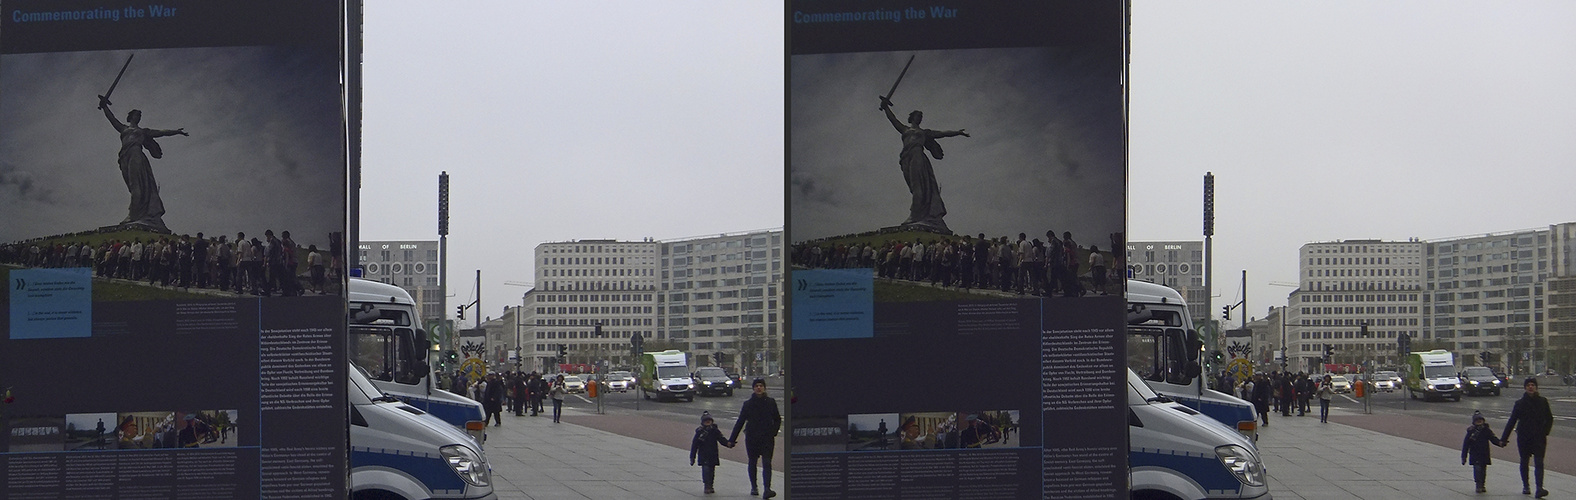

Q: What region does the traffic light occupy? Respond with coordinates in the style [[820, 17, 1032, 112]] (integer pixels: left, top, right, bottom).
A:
[[1323, 344, 1333, 363], [445, 350, 458, 363], [558, 344, 568, 361], [1480, 351, 1490, 365], [1397, 332, 1411, 355], [631, 332, 644, 356], [1221, 305, 1230, 321], [1359, 323, 1369, 338], [713, 351, 724, 366], [456, 305, 464, 320], [1211, 350, 1224, 363]]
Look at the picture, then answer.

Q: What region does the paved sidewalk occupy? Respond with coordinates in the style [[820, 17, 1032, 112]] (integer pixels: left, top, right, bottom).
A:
[[1260, 406, 1572, 499], [481, 408, 784, 500]]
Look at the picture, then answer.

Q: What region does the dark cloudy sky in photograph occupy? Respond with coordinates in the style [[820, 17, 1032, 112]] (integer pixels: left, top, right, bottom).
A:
[[790, 47, 1125, 245], [0, 46, 344, 249]]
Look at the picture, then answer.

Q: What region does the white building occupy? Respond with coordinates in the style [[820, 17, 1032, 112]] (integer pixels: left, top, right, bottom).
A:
[[1281, 222, 1576, 375], [1286, 239, 1426, 372], [659, 230, 785, 376], [515, 229, 785, 375], [523, 239, 661, 372]]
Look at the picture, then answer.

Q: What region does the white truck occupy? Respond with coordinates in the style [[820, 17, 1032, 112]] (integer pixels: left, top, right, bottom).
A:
[[1127, 280, 1259, 443], [1405, 349, 1462, 402], [349, 278, 487, 441], [638, 349, 695, 402]]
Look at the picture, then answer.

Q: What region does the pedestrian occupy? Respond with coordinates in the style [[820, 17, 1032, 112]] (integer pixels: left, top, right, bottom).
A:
[[511, 372, 528, 416], [690, 411, 733, 495], [482, 373, 505, 426], [550, 374, 567, 423], [1295, 373, 1313, 416], [530, 372, 547, 416], [1462, 411, 1507, 493], [1316, 374, 1335, 423], [729, 378, 782, 498], [1278, 374, 1295, 417], [1501, 377, 1553, 497], [1250, 374, 1271, 427]]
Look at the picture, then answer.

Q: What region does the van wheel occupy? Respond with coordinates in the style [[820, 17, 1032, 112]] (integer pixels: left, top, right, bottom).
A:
[[1494, 388, 1501, 396], [353, 490, 408, 500], [642, 388, 650, 400]]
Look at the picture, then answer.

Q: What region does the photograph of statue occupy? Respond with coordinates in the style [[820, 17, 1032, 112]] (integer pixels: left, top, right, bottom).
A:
[[0, 46, 347, 298], [789, 47, 1126, 300]]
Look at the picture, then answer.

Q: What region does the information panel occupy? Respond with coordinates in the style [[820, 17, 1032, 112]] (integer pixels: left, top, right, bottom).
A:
[[788, 2, 1128, 498], [0, 1, 349, 498]]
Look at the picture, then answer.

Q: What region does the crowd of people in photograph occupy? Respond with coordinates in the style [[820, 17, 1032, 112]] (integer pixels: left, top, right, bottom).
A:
[[793, 230, 1124, 297], [0, 229, 332, 296]]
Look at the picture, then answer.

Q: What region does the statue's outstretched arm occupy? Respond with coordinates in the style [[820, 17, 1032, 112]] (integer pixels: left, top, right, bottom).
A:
[[933, 129, 969, 139], [880, 100, 906, 133], [149, 128, 189, 138], [101, 103, 126, 132]]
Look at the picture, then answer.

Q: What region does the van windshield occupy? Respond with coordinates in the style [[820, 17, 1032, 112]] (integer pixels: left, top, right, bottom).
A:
[[657, 366, 690, 379], [1423, 365, 1457, 379]]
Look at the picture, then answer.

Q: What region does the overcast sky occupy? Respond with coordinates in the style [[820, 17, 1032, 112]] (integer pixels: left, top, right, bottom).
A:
[[359, 1, 1576, 322], [1129, 1, 1576, 320], [0, 46, 344, 249]]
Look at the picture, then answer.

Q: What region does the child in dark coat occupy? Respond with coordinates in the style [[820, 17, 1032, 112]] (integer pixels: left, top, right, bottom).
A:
[[690, 411, 734, 494], [1462, 411, 1507, 493]]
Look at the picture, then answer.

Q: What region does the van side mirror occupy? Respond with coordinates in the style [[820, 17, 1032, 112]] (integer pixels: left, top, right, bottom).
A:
[[1186, 361, 1202, 379], [415, 329, 431, 353]]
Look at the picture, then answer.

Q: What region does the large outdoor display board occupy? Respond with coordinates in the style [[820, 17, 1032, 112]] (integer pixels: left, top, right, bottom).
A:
[[788, 1, 1129, 498], [0, 1, 350, 498]]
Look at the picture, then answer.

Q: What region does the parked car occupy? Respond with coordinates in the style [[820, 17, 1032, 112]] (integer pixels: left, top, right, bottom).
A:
[[693, 367, 737, 396], [1330, 375, 1352, 393], [1461, 366, 1503, 396]]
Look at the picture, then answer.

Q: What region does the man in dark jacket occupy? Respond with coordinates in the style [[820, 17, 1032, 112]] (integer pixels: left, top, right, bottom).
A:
[[1250, 374, 1272, 426], [729, 378, 782, 498], [482, 373, 505, 426], [511, 372, 529, 416], [1501, 377, 1554, 497]]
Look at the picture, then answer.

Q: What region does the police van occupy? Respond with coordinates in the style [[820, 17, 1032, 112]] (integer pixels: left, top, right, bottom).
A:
[[1128, 367, 1271, 499], [350, 362, 497, 500], [1127, 280, 1259, 442], [349, 278, 487, 442]]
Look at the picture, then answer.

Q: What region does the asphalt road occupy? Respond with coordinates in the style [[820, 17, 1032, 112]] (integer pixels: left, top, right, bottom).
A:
[[1327, 383, 1576, 440], [560, 381, 786, 426]]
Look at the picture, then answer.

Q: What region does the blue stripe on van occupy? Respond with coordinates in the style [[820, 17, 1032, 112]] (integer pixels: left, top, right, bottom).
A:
[[351, 446, 465, 492], [1171, 395, 1255, 432], [1130, 447, 1242, 494], [399, 396, 485, 427]]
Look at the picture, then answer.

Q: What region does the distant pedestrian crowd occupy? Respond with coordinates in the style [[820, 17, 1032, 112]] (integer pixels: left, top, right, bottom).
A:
[[1, 229, 333, 296], [793, 230, 1123, 297]]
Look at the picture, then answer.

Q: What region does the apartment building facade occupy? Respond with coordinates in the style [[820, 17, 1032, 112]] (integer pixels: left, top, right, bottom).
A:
[[1281, 222, 1576, 375], [515, 230, 785, 375]]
